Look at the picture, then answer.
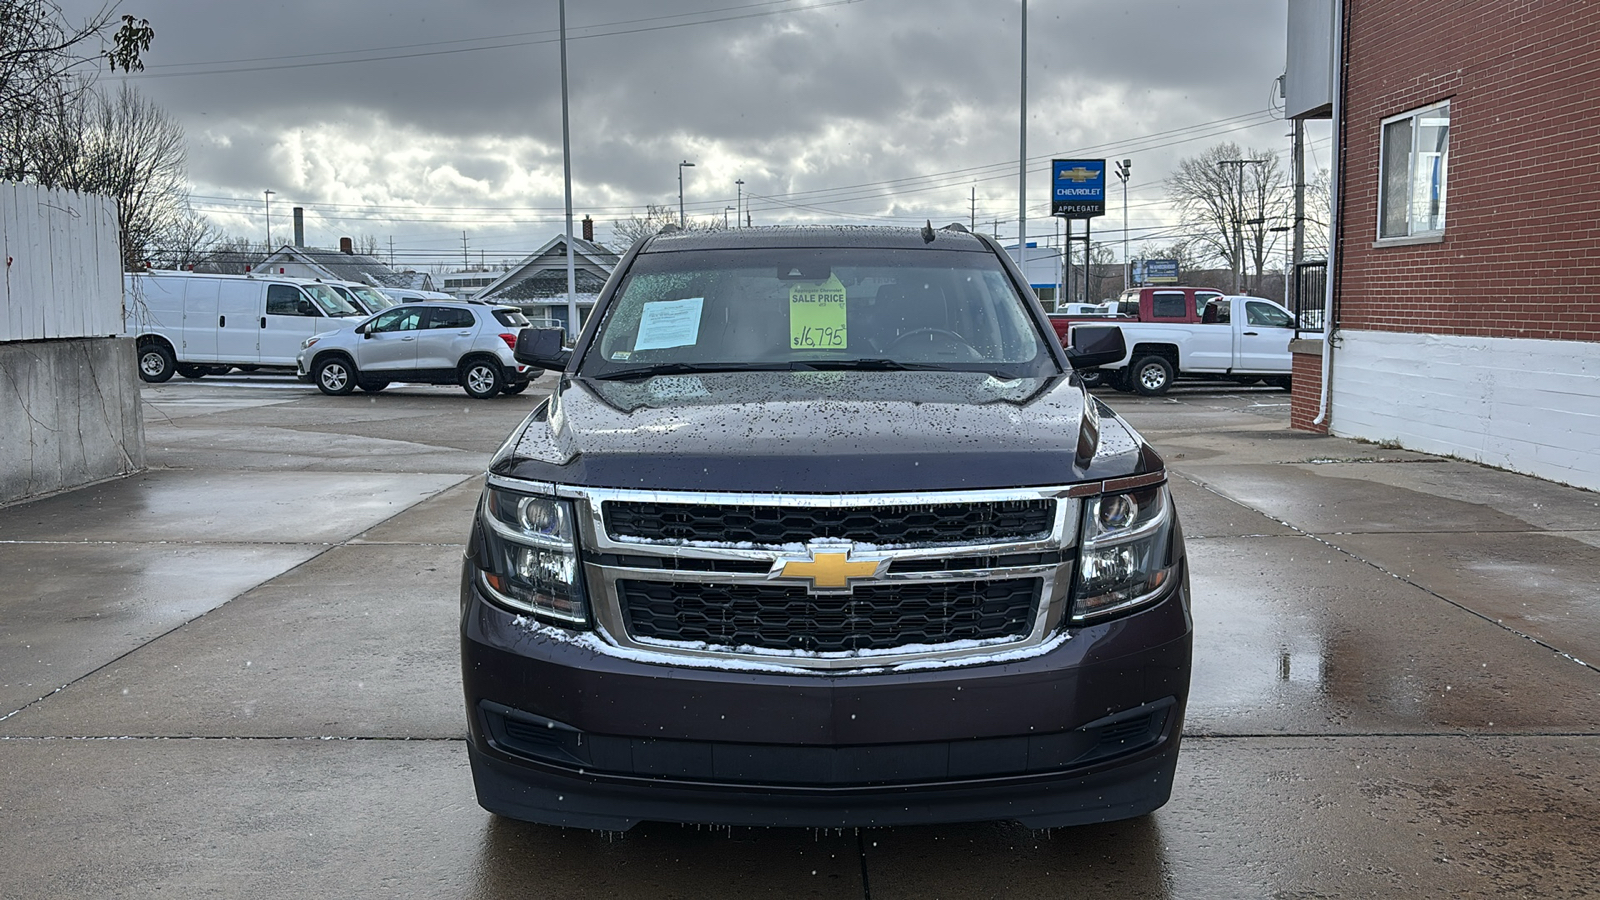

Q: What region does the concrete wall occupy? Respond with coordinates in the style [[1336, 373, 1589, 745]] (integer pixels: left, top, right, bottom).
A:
[[0, 338, 145, 505], [1330, 330, 1600, 492], [1, 182, 142, 506]]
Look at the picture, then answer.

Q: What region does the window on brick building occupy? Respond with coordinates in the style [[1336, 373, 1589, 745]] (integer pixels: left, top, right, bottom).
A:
[[1379, 101, 1450, 239]]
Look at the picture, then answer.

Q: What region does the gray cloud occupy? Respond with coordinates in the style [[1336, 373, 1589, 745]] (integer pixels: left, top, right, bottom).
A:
[[90, 0, 1292, 258]]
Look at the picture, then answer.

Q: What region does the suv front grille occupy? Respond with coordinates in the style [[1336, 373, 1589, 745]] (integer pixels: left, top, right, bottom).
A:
[[618, 578, 1038, 653], [604, 499, 1054, 546]]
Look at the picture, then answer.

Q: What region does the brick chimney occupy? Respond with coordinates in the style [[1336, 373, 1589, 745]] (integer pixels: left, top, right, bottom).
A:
[[339, 236, 353, 255], [582, 215, 594, 243], [293, 208, 305, 247]]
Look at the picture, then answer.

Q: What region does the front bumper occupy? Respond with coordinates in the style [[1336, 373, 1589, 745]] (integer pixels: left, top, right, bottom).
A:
[[460, 567, 1191, 830]]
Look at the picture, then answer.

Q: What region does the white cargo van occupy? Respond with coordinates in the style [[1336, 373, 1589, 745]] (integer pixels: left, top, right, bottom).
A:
[[322, 280, 399, 315], [124, 271, 364, 382]]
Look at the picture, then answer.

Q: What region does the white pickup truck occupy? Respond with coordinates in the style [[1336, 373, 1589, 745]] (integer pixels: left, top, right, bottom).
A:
[[1067, 295, 1304, 396]]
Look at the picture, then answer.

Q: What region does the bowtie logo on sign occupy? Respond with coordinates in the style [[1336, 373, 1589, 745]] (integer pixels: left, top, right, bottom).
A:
[[1051, 159, 1106, 218]]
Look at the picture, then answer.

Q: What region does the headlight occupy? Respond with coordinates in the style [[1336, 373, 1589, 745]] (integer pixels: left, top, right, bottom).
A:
[[476, 488, 588, 626], [302, 336, 320, 349], [1070, 482, 1176, 622]]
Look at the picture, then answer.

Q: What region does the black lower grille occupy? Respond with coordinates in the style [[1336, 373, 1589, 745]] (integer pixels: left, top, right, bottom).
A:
[[482, 700, 1173, 786], [619, 578, 1038, 653], [603, 499, 1055, 546]]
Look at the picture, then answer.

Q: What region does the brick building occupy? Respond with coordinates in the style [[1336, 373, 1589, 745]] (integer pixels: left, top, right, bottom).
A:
[[1289, 0, 1600, 491]]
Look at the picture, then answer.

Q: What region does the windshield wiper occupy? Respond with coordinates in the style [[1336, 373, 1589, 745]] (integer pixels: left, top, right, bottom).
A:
[[591, 362, 796, 381], [793, 358, 934, 371]]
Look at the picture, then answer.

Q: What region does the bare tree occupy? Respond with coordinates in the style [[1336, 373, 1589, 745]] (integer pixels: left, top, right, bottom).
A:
[[147, 205, 222, 270], [1085, 242, 1118, 302], [612, 202, 722, 245], [1300, 167, 1332, 260], [1143, 239, 1205, 273], [1, 1, 153, 180], [356, 234, 382, 256], [204, 236, 268, 274], [1165, 142, 1289, 293], [62, 83, 187, 268]]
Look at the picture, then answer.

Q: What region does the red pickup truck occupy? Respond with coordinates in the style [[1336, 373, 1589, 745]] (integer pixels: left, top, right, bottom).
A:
[[1050, 287, 1226, 385]]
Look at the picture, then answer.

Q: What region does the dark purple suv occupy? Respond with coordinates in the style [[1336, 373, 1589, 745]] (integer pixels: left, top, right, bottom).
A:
[[459, 225, 1191, 830]]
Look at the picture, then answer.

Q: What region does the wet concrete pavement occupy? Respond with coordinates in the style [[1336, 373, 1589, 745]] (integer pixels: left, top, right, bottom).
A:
[[2, 375, 1597, 898]]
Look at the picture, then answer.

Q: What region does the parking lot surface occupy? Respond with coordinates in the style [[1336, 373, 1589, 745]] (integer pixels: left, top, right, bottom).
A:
[[2, 374, 1597, 898]]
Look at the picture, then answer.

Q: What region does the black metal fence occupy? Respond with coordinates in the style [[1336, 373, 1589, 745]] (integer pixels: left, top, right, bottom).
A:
[[1291, 260, 1327, 333]]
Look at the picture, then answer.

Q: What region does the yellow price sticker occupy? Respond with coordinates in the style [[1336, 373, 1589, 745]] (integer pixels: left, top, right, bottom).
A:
[[789, 274, 847, 349]]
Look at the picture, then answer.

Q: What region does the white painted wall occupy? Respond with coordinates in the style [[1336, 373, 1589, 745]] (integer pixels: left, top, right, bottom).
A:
[[1331, 330, 1600, 491], [0, 182, 122, 343]]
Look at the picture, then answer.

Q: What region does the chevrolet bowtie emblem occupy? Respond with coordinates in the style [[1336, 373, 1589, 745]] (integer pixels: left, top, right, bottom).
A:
[[1058, 166, 1097, 183], [774, 548, 885, 593]]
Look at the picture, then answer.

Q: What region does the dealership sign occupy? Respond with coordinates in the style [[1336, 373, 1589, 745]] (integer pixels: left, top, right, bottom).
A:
[[1144, 259, 1180, 284], [1051, 159, 1105, 218]]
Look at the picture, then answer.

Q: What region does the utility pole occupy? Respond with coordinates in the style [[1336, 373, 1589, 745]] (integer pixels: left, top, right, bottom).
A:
[[970, 186, 977, 231], [263, 190, 274, 250], [1219, 158, 1265, 293], [1291, 118, 1306, 316], [735, 179, 744, 229], [462, 231, 469, 270]]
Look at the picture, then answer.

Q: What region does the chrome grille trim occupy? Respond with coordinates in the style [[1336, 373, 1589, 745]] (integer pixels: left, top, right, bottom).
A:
[[486, 480, 1090, 670]]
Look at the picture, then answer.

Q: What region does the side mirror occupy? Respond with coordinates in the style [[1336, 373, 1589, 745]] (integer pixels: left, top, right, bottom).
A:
[[1065, 325, 1126, 370], [514, 327, 572, 371], [297, 298, 317, 316]]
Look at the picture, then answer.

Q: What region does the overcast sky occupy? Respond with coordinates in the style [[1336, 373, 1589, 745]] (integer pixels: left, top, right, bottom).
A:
[[85, 0, 1312, 269]]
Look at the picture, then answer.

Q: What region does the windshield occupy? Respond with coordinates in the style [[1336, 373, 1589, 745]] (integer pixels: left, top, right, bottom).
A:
[[303, 283, 361, 317], [581, 247, 1058, 379], [350, 285, 397, 311]]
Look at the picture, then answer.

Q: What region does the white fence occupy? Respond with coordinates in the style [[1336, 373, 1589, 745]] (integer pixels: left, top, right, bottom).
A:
[[0, 182, 123, 343]]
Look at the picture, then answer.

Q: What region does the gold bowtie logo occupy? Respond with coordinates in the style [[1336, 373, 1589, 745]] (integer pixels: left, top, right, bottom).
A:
[[776, 549, 884, 593], [1058, 166, 1097, 183]]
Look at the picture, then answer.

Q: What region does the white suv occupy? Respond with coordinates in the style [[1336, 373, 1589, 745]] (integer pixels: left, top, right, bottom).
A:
[[297, 301, 534, 398]]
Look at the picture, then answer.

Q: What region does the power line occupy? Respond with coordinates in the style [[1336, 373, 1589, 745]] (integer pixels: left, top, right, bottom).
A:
[[188, 107, 1282, 230], [117, 0, 866, 80]]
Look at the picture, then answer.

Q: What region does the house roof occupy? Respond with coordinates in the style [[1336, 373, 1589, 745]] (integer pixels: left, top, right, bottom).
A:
[[252, 245, 431, 290], [476, 234, 619, 303]]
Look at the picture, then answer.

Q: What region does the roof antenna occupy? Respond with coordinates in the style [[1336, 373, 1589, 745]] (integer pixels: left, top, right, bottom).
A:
[[920, 219, 936, 243]]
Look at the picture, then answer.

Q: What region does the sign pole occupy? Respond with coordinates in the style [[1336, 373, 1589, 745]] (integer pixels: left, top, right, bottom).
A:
[[1085, 216, 1092, 303]]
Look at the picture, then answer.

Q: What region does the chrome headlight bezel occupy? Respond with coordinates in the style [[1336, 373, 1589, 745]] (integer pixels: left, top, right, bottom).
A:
[[476, 488, 589, 626], [1069, 482, 1177, 623]]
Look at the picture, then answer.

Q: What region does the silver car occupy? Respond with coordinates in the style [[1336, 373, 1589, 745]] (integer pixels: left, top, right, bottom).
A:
[[297, 301, 534, 398]]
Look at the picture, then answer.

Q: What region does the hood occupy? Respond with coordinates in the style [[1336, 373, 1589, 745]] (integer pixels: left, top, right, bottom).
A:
[[491, 371, 1158, 493]]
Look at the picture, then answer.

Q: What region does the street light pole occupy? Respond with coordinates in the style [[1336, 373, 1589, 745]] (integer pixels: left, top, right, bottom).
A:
[[678, 160, 695, 227], [263, 190, 274, 250], [1017, 0, 1028, 283], [560, 0, 578, 335], [724, 206, 733, 229], [1114, 159, 1131, 292], [735, 179, 744, 229]]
